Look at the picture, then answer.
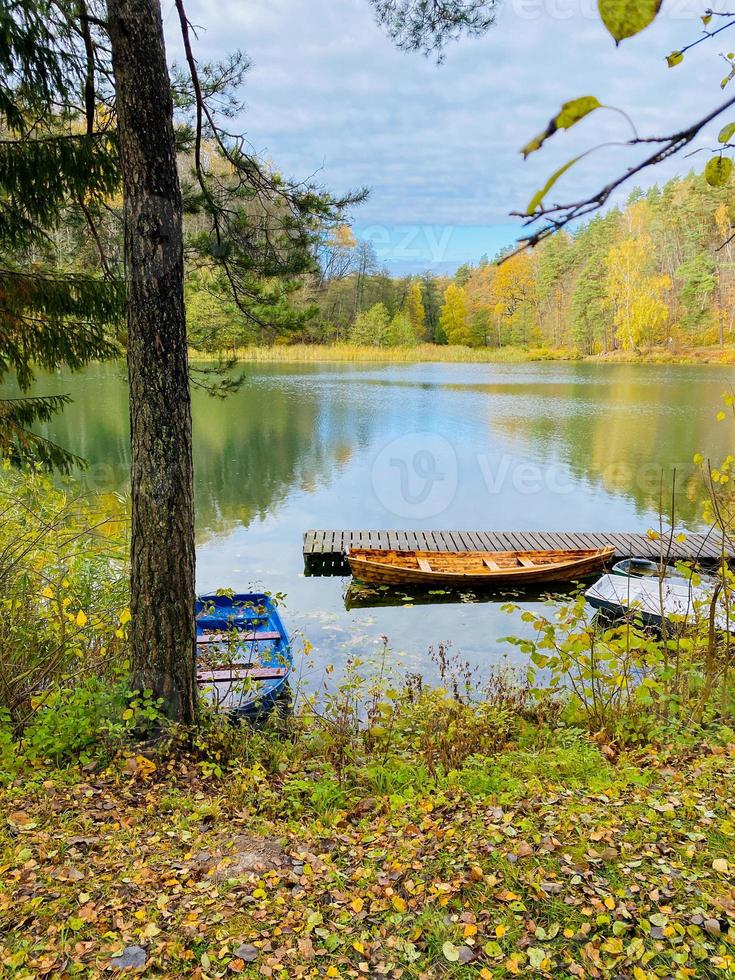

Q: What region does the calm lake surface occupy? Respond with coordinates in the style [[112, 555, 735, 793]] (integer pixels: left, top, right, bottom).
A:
[[29, 359, 735, 684]]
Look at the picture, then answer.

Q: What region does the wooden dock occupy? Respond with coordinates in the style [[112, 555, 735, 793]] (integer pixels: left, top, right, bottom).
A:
[[303, 529, 726, 575]]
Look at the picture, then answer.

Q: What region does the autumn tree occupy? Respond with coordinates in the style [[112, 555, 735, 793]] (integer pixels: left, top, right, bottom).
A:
[[715, 202, 735, 346], [489, 251, 538, 346], [439, 283, 471, 345], [350, 302, 390, 345], [604, 236, 670, 350], [406, 279, 426, 340]]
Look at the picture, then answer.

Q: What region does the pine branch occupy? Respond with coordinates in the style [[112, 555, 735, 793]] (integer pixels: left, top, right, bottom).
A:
[[0, 394, 85, 473]]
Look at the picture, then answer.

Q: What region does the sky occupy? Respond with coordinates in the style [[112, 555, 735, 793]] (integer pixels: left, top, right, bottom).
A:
[[164, 0, 725, 274]]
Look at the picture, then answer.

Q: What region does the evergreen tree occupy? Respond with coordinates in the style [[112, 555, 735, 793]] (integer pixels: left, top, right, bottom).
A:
[[469, 308, 490, 347], [675, 253, 717, 341], [420, 272, 442, 341], [536, 232, 572, 347], [455, 263, 473, 286], [0, 1, 124, 470]]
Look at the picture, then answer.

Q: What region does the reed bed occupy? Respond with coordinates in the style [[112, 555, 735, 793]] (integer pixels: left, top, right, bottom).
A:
[[187, 343, 735, 366], [188, 343, 575, 364]]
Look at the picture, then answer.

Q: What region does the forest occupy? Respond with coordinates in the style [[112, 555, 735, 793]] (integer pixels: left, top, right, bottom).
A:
[[50, 164, 735, 355], [297, 175, 735, 353]]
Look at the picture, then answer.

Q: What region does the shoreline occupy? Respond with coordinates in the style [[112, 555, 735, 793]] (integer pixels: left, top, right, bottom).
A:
[[188, 343, 735, 366]]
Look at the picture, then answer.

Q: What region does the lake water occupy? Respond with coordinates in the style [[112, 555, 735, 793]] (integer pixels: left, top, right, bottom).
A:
[[29, 359, 735, 685]]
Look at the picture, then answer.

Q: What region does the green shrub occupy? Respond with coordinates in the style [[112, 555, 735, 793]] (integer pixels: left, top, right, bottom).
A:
[[21, 679, 164, 765], [0, 467, 129, 732]]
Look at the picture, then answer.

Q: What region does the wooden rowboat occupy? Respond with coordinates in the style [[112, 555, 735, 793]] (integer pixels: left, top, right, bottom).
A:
[[196, 592, 292, 717], [347, 546, 614, 587]]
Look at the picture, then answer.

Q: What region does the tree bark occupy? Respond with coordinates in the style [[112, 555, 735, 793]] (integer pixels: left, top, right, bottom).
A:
[[107, 0, 197, 723]]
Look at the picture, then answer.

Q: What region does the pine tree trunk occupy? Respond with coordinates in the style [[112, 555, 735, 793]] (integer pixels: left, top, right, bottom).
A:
[[108, 0, 197, 724]]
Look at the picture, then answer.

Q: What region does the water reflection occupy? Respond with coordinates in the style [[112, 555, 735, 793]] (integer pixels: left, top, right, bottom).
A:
[[21, 359, 735, 683]]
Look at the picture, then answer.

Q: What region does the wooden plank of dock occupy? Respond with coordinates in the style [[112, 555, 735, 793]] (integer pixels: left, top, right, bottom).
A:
[[303, 529, 729, 575]]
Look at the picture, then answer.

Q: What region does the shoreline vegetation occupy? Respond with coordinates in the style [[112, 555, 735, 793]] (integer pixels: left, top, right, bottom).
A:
[[189, 342, 735, 366], [4, 717, 735, 977], [3, 416, 735, 975]]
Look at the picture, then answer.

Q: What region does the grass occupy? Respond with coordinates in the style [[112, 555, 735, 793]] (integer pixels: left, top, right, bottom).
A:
[[2, 721, 735, 977], [188, 343, 578, 364], [188, 342, 735, 366]]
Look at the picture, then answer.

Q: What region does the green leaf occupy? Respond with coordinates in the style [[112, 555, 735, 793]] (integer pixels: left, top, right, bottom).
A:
[[442, 941, 460, 962], [599, 0, 662, 43], [526, 155, 582, 214], [666, 50, 683, 67], [522, 97, 602, 157], [705, 156, 734, 187], [719, 122, 735, 144], [528, 946, 546, 969]]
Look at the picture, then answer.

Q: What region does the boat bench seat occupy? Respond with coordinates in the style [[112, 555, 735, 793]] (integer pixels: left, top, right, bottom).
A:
[[197, 665, 289, 683], [417, 558, 432, 572], [483, 558, 502, 571], [198, 630, 281, 644]]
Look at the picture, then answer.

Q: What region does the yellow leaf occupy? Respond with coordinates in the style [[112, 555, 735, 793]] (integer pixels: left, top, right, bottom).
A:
[[526, 155, 582, 214], [464, 923, 478, 937], [496, 923, 507, 938], [706, 158, 733, 189], [351, 897, 364, 913], [604, 895, 615, 909], [119, 608, 131, 625], [521, 96, 602, 157], [392, 895, 407, 912], [666, 50, 683, 67], [599, 0, 662, 43], [136, 755, 156, 775], [122, 708, 134, 721], [76, 610, 88, 627]]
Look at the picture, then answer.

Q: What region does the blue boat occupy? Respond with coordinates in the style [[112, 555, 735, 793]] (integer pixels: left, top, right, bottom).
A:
[[195, 593, 292, 718]]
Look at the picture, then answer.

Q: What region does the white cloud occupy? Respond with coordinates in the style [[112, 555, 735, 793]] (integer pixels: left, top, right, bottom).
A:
[[164, 0, 725, 264]]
